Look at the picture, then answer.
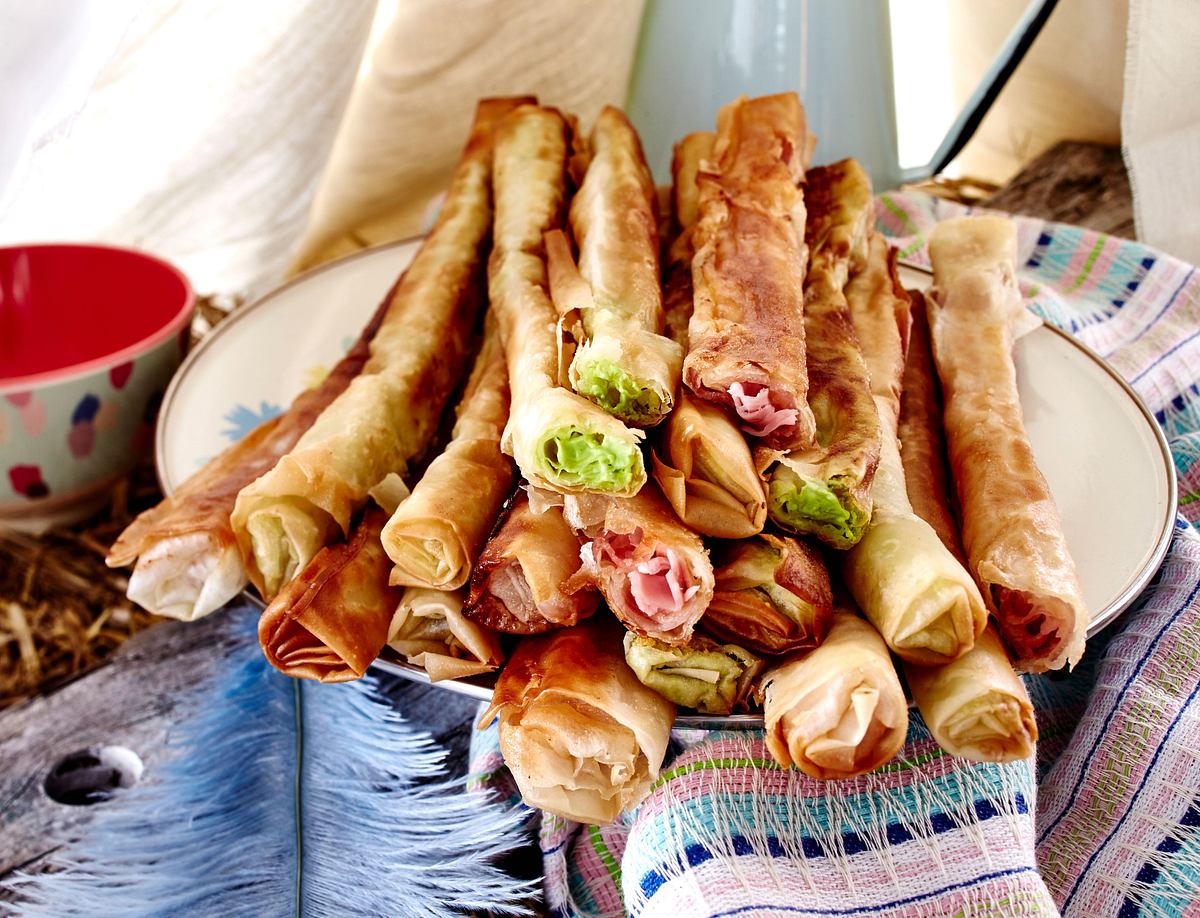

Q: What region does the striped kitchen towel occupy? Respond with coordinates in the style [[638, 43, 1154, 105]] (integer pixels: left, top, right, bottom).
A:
[[469, 192, 1200, 917]]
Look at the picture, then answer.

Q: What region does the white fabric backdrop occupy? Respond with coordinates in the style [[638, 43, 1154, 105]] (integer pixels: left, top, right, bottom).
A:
[[1, 0, 1197, 295], [1123, 0, 1200, 265], [0, 0, 376, 297], [289, 0, 646, 272]]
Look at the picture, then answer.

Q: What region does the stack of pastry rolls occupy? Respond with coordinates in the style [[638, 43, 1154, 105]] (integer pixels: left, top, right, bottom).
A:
[[107, 91, 1083, 826]]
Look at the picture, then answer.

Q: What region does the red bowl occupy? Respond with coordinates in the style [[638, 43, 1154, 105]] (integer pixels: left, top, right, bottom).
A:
[[1, 243, 195, 530]]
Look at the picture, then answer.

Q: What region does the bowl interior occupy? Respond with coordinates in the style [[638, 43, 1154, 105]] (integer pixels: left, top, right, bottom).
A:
[[0, 244, 193, 386]]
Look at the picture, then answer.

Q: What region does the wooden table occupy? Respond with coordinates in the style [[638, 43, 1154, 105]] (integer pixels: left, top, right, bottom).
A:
[[0, 141, 1136, 891]]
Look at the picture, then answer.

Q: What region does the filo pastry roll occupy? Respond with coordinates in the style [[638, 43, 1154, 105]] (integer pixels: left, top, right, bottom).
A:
[[107, 296, 389, 620], [231, 98, 521, 599], [549, 106, 681, 427], [895, 337, 1037, 762], [380, 317, 514, 590], [660, 132, 714, 349], [462, 488, 600, 634], [258, 505, 400, 682], [898, 292, 963, 558], [565, 480, 715, 645], [479, 616, 675, 824], [761, 610, 909, 780], [624, 632, 761, 715], [703, 533, 833, 655], [684, 93, 818, 450], [927, 216, 1087, 672], [388, 586, 503, 682], [761, 160, 881, 548], [842, 234, 987, 666], [907, 626, 1037, 763], [653, 131, 767, 539], [489, 104, 646, 497]]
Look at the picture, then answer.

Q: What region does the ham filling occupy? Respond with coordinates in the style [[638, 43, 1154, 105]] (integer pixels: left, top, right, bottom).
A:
[[586, 530, 699, 633], [488, 562, 579, 626], [488, 564, 538, 623], [728, 382, 798, 438], [992, 585, 1067, 660]]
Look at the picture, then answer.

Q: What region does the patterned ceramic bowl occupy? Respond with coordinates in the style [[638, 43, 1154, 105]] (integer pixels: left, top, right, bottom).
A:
[[0, 243, 194, 531]]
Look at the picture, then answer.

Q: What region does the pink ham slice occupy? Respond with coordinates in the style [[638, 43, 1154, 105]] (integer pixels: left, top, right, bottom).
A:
[[728, 382, 798, 438], [588, 530, 699, 634], [630, 549, 699, 619]]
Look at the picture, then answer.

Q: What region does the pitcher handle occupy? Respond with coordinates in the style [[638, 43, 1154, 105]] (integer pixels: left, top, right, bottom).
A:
[[897, 0, 1060, 184]]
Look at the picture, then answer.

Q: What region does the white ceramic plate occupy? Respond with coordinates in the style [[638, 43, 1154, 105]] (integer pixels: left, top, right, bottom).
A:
[[158, 241, 1178, 727]]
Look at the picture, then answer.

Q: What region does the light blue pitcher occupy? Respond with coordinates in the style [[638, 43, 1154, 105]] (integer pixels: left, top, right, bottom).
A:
[[626, 0, 1058, 188]]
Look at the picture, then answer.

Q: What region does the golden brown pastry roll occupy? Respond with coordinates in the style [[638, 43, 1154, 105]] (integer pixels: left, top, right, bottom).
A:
[[894, 311, 1037, 761], [489, 104, 646, 497], [387, 586, 503, 682], [565, 480, 715, 645], [760, 159, 881, 548], [463, 488, 600, 634], [258, 505, 400, 682], [479, 616, 675, 824], [761, 610, 909, 780], [661, 131, 714, 348], [906, 626, 1037, 762], [652, 395, 767, 539], [380, 318, 514, 590], [109, 292, 391, 621], [652, 131, 767, 538], [669, 132, 714, 247], [842, 234, 987, 666], [232, 98, 521, 599], [703, 533, 833, 655], [927, 215, 1088, 671], [898, 292, 964, 559], [684, 93, 817, 450], [558, 106, 681, 427]]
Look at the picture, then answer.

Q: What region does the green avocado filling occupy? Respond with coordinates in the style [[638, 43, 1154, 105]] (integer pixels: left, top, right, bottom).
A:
[[768, 471, 866, 548], [539, 426, 641, 492], [624, 634, 759, 715], [574, 358, 664, 424]]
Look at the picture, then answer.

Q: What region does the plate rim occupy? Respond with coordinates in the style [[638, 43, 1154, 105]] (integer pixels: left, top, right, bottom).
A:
[[155, 236, 424, 494], [1036, 320, 1178, 631], [157, 241, 1180, 715]]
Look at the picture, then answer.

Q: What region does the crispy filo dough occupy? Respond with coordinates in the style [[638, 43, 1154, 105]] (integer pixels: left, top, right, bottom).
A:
[[927, 215, 1087, 672], [906, 625, 1037, 762], [704, 533, 833, 656], [232, 98, 524, 599], [258, 505, 400, 682], [653, 395, 768, 539], [760, 159, 881, 548], [380, 318, 514, 590], [761, 610, 909, 780], [463, 488, 600, 634], [553, 106, 681, 427], [684, 93, 817, 450], [565, 480, 715, 645], [842, 234, 987, 666], [654, 131, 767, 538], [660, 131, 714, 359], [489, 105, 646, 497], [898, 292, 964, 559], [109, 294, 391, 621], [479, 616, 675, 825], [895, 343, 1037, 760], [388, 586, 503, 682]]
